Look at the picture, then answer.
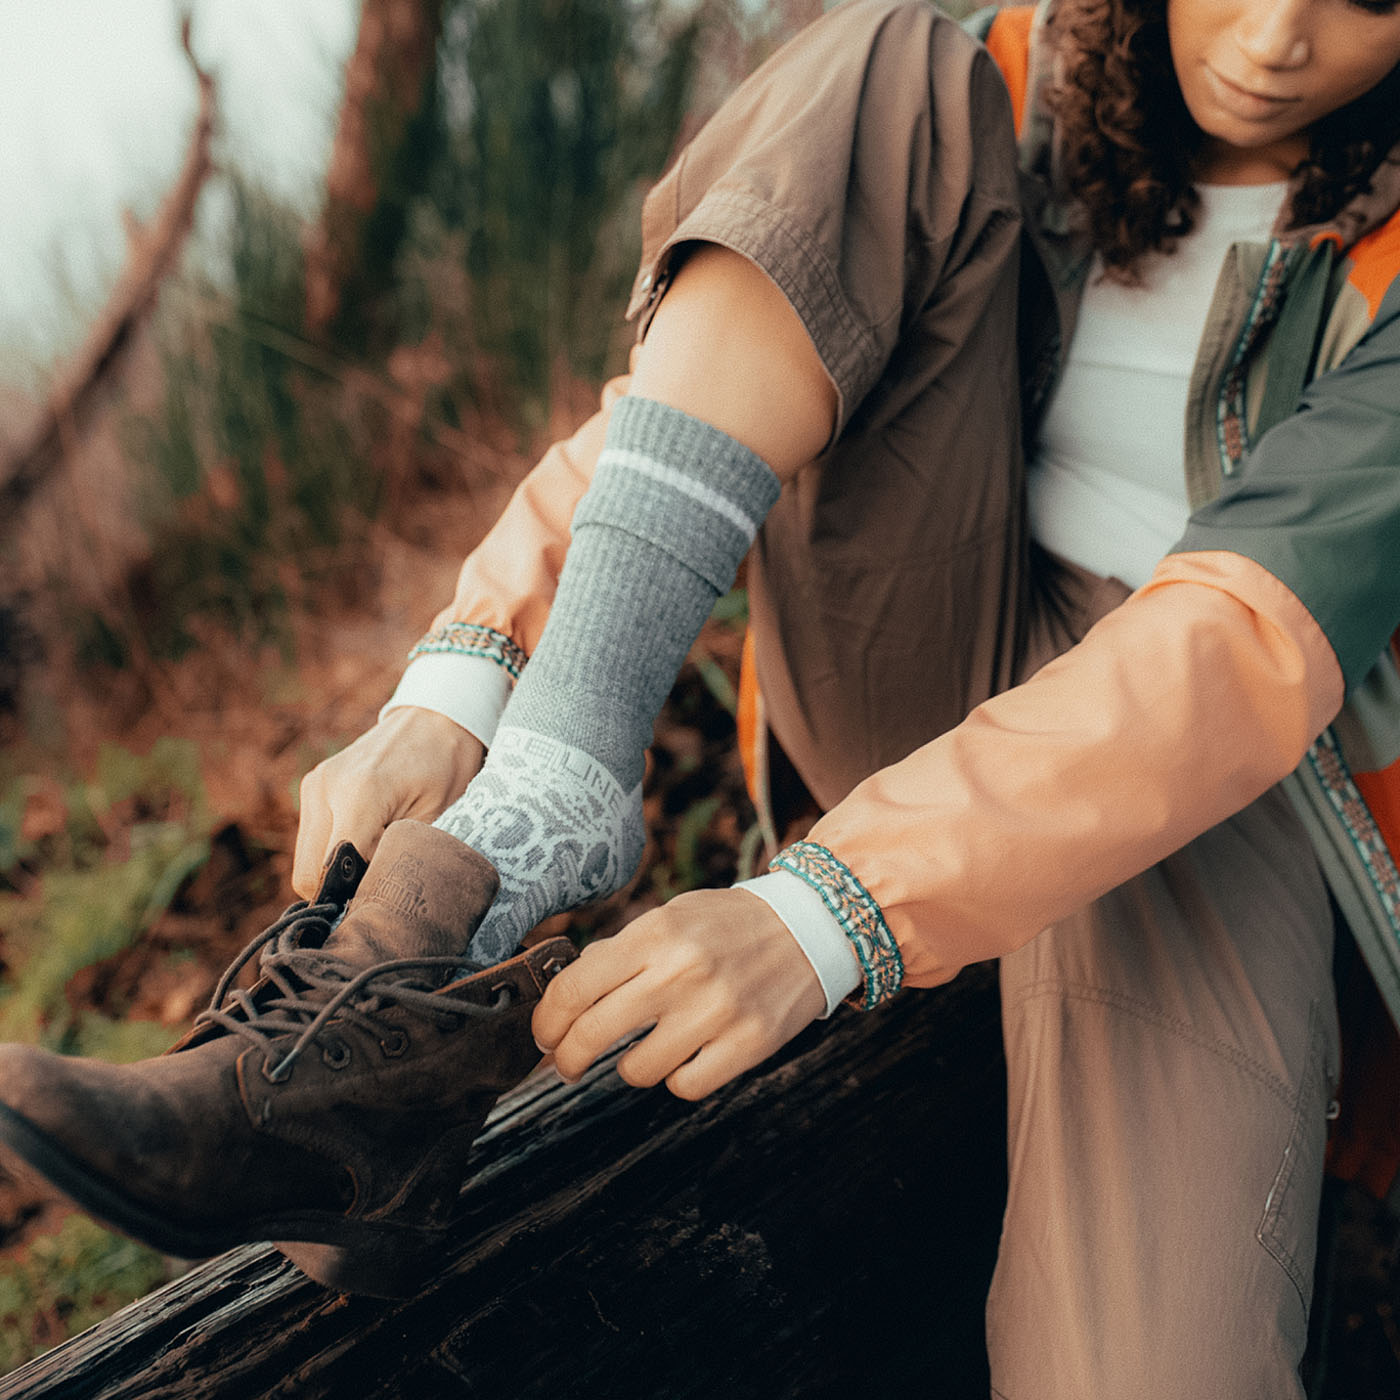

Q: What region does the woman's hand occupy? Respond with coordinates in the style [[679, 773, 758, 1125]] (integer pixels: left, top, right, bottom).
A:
[[532, 887, 827, 1100], [292, 706, 486, 897]]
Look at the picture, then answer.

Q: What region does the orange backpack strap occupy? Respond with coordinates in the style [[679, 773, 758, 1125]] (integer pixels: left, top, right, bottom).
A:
[[737, 627, 762, 804], [982, 5, 1035, 139], [737, 628, 780, 855]]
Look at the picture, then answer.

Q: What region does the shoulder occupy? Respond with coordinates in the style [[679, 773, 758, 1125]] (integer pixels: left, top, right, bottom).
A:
[[795, 0, 978, 52], [1311, 206, 1400, 376], [721, 0, 1004, 124], [969, 3, 1036, 54]]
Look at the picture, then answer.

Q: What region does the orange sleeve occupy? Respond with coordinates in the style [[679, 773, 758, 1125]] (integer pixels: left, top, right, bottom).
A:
[[428, 373, 631, 655], [805, 551, 1345, 988]]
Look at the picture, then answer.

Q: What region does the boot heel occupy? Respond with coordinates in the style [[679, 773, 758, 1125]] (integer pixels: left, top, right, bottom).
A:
[[276, 1234, 443, 1298]]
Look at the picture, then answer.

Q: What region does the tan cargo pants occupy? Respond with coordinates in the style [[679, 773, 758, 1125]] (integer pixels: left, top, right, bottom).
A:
[[744, 242, 1342, 1393], [985, 559, 1340, 1400], [756, 466, 1342, 1399], [761, 557, 1339, 1400]]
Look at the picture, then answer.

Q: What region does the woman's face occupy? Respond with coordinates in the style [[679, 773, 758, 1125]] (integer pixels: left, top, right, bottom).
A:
[[1168, 0, 1400, 178]]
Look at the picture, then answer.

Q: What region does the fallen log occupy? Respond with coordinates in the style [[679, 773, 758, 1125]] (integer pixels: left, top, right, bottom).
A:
[[0, 966, 1008, 1399]]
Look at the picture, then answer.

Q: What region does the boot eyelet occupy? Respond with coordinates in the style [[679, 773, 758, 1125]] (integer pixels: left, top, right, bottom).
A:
[[320, 1038, 352, 1070], [262, 1055, 294, 1085], [489, 981, 517, 1010], [379, 1028, 409, 1059]]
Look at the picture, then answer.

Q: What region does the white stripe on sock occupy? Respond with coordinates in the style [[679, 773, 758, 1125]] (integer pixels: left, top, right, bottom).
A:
[[597, 448, 760, 543]]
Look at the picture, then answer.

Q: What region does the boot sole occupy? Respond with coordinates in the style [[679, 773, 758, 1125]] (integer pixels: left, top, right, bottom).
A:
[[0, 1101, 448, 1297], [273, 1237, 444, 1298]]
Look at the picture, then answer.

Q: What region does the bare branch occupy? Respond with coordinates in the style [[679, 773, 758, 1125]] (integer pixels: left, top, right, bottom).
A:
[[0, 13, 217, 528]]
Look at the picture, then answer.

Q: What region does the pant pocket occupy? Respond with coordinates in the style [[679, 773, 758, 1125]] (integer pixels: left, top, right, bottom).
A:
[[1257, 1000, 1333, 1314]]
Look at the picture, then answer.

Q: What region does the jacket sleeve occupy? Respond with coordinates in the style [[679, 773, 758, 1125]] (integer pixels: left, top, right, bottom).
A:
[[781, 269, 1400, 996], [380, 372, 628, 746], [773, 240, 1400, 1003], [1174, 273, 1400, 693], [782, 551, 1344, 994], [421, 372, 630, 657]]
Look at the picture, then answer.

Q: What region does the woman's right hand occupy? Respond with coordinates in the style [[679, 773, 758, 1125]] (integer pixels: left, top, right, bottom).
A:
[[292, 706, 487, 897]]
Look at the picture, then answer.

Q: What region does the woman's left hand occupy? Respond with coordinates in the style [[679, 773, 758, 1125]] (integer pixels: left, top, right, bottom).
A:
[[532, 888, 827, 1100]]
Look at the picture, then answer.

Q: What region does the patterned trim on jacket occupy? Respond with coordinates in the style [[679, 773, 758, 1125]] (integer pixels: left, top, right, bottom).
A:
[[1308, 731, 1400, 932], [1217, 240, 1290, 473]]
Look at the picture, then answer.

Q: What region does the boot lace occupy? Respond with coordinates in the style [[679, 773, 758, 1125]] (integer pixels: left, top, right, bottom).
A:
[[193, 898, 513, 1083]]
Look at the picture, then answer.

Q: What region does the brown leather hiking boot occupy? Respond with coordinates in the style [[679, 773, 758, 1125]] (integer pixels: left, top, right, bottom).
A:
[[0, 820, 576, 1298]]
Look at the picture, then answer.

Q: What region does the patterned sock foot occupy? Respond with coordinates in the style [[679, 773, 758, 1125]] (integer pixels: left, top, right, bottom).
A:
[[441, 730, 644, 957]]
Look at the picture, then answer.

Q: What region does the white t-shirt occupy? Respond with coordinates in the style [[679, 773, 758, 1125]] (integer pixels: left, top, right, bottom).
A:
[[1026, 181, 1287, 588]]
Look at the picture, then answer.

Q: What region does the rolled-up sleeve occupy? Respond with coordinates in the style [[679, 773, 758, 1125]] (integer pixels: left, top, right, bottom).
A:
[[625, 0, 1019, 434]]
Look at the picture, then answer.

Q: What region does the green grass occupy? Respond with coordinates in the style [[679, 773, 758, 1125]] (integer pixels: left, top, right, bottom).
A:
[[0, 739, 213, 1371], [0, 1217, 175, 1375], [0, 738, 211, 1054]]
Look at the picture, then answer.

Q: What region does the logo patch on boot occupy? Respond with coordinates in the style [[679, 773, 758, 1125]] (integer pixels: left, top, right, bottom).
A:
[[367, 855, 430, 921]]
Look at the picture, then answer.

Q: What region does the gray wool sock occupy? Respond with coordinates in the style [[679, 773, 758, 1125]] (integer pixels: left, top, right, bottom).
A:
[[435, 396, 781, 961]]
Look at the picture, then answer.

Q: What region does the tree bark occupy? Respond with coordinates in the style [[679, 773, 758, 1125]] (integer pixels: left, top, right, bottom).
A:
[[304, 0, 445, 345]]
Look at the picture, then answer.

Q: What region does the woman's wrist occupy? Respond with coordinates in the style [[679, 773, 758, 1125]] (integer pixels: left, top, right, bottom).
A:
[[733, 869, 862, 1017], [381, 650, 516, 749]]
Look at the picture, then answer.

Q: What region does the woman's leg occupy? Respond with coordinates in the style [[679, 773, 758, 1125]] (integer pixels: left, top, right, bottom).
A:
[[760, 529, 1340, 1393], [989, 781, 1340, 1399]]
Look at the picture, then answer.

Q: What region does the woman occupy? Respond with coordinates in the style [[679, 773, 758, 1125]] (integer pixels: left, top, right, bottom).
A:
[[308, 1, 1400, 1389], [5, 0, 1400, 1392]]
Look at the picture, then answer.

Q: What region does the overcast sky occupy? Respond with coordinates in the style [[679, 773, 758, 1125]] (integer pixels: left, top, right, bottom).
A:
[[0, 0, 359, 385]]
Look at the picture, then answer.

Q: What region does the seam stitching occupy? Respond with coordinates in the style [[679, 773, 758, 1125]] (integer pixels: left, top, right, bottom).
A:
[[1010, 978, 1295, 1109]]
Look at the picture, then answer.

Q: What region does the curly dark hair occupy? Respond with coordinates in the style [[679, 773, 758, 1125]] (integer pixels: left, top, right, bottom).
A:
[[1048, 0, 1400, 279]]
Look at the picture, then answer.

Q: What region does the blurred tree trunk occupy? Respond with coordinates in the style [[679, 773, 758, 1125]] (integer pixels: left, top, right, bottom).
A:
[[0, 19, 215, 532], [304, 0, 446, 349]]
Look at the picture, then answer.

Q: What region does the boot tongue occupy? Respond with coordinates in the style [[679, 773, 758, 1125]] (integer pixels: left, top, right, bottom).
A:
[[324, 821, 501, 966]]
